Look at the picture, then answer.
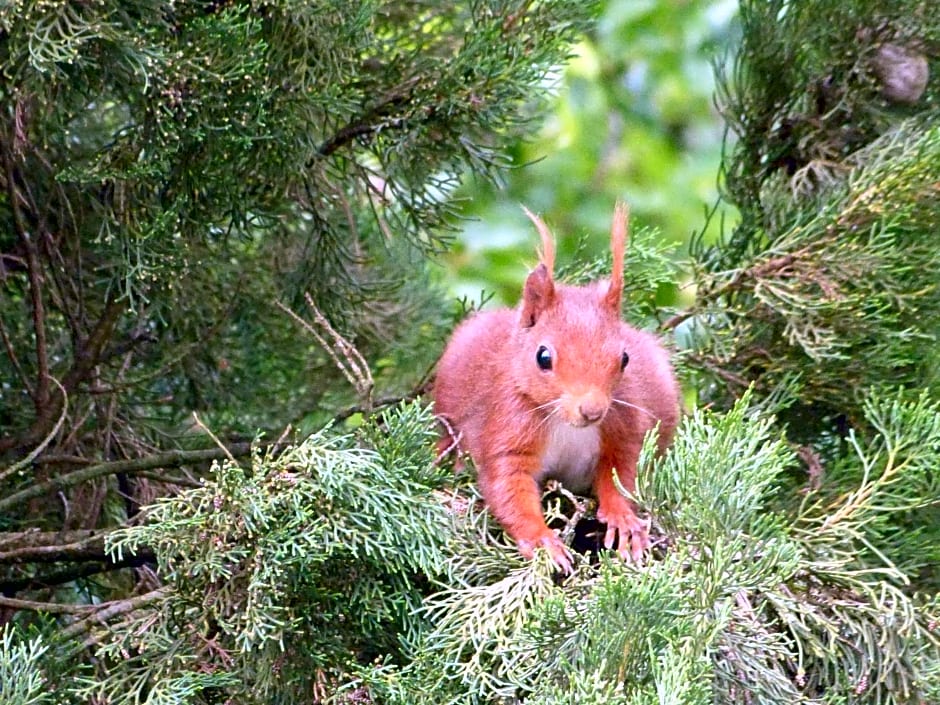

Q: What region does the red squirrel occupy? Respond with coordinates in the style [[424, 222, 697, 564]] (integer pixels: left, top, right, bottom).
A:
[[434, 202, 679, 572]]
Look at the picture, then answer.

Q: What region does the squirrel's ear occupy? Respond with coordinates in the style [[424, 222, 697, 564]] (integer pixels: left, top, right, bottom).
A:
[[520, 263, 555, 327], [603, 276, 622, 311]]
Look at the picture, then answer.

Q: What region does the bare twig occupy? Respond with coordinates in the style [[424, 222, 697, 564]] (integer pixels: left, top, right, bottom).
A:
[[0, 595, 96, 614], [276, 296, 374, 412], [0, 376, 68, 483], [0, 529, 117, 564], [302, 294, 374, 405], [192, 412, 237, 464], [433, 413, 463, 465]]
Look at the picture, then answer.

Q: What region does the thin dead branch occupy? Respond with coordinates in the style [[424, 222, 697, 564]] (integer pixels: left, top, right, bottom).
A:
[[276, 295, 375, 412]]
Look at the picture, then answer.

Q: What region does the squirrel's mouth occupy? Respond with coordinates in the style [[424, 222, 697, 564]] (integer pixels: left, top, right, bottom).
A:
[[567, 417, 602, 429]]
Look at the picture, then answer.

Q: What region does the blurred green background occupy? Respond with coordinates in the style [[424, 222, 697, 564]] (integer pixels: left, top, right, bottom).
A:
[[447, 0, 740, 311]]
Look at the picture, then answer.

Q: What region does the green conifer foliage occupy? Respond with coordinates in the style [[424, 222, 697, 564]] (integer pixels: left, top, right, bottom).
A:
[[0, 624, 50, 705], [0, 0, 595, 451], [678, 0, 940, 616], [686, 0, 940, 419], [78, 403, 449, 703], [349, 395, 940, 704]]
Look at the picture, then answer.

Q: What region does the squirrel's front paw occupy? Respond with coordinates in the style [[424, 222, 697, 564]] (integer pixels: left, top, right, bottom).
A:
[[597, 502, 650, 563], [517, 530, 573, 574]]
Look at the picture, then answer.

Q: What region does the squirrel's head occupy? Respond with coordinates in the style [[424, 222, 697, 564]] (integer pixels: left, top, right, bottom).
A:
[[514, 203, 631, 427]]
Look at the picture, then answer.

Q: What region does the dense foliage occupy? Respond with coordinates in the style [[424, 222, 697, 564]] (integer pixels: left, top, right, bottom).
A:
[[681, 0, 940, 591], [1, 1, 938, 704]]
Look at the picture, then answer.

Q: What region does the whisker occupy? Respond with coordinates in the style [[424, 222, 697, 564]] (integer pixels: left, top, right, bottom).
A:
[[612, 398, 660, 421], [530, 399, 560, 415], [533, 403, 561, 433], [523, 398, 560, 420]]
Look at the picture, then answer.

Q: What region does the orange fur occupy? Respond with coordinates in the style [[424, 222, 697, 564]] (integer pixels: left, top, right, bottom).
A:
[[605, 200, 628, 309], [434, 204, 679, 572], [521, 205, 555, 275]]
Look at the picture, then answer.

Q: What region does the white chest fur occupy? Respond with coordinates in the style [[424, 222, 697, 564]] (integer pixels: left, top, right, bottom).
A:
[[537, 422, 601, 495]]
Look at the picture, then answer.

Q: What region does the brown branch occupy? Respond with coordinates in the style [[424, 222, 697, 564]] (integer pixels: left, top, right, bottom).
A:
[[1, 135, 49, 412], [0, 105, 128, 460], [135, 470, 203, 488], [62, 294, 125, 391], [662, 251, 809, 333], [0, 595, 95, 614], [0, 554, 155, 594], [35, 197, 85, 346], [0, 295, 125, 457], [19, 239, 47, 408], [0, 443, 262, 514], [60, 587, 168, 641], [32, 454, 93, 466], [661, 309, 695, 332], [0, 529, 114, 564], [99, 328, 157, 363], [317, 121, 387, 158], [313, 78, 419, 159], [332, 389, 428, 425]]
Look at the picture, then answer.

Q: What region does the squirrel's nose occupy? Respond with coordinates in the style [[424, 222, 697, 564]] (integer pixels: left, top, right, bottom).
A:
[[578, 402, 606, 424]]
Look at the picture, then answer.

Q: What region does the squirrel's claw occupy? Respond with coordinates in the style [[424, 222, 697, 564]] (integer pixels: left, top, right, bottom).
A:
[[600, 508, 650, 564], [518, 531, 574, 574]]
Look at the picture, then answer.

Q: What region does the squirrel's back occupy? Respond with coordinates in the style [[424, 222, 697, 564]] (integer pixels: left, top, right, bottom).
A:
[[433, 307, 516, 459]]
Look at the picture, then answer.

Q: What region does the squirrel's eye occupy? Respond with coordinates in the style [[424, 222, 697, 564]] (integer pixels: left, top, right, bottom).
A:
[[536, 345, 553, 371], [620, 351, 630, 371]]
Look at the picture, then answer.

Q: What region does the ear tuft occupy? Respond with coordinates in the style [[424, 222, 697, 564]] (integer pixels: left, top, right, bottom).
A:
[[604, 201, 629, 311], [521, 205, 555, 276]]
